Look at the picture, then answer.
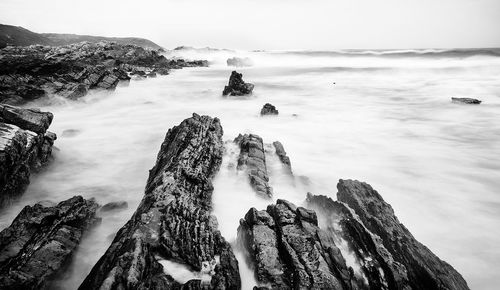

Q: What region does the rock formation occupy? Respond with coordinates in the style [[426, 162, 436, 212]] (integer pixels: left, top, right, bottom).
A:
[[451, 97, 481, 104], [0, 196, 100, 289], [272, 141, 292, 174], [336, 179, 469, 290], [222, 71, 254, 96], [79, 114, 240, 289], [0, 104, 56, 208], [226, 57, 253, 67], [237, 199, 355, 290], [260, 103, 278, 116], [0, 41, 207, 104], [234, 134, 272, 198]]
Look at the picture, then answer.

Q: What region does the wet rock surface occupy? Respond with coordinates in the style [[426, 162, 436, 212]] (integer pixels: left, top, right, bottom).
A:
[[222, 71, 254, 96], [100, 201, 128, 212], [0, 41, 207, 104], [237, 199, 354, 290], [336, 179, 470, 290], [451, 97, 481, 104], [260, 103, 278, 116], [0, 196, 100, 290], [0, 104, 56, 208], [79, 114, 240, 290], [234, 134, 272, 198], [272, 141, 292, 174]]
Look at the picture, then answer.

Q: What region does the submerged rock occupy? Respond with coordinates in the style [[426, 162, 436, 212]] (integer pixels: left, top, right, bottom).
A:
[[226, 57, 253, 67], [100, 201, 128, 212], [336, 179, 470, 290], [79, 114, 240, 289], [0, 105, 56, 208], [222, 71, 254, 96], [272, 141, 292, 174], [234, 134, 272, 198], [237, 199, 354, 289], [260, 103, 278, 116], [0, 196, 100, 289], [451, 97, 481, 104]]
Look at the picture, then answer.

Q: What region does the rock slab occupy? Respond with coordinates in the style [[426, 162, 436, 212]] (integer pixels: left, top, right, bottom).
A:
[[79, 114, 240, 290], [0, 196, 99, 290]]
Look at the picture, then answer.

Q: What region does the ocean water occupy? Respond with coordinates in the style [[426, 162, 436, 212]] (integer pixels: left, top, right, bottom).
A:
[[1, 48, 499, 289]]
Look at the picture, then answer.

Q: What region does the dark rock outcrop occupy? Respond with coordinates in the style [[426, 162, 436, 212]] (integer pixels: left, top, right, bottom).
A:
[[307, 193, 411, 290], [0, 196, 100, 289], [0, 41, 207, 104], [237, 199, 355, 290], [260, 103, 278, 116], [226, 57, 253, 67], [451, 97, 481, 104], [79, 114, 240, 290], [222, 71, 254, 96], [0, 105, 56, 208], [336, 179, 469, 290], [234, 134, 272, 198], [272, 141, 292, 174]]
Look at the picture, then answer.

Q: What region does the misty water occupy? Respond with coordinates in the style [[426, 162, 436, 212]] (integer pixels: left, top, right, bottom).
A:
[[1, 49, 499, 289]]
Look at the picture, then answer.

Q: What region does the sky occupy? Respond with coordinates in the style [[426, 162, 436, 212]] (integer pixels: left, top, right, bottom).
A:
[[0, 0, 499, 50]]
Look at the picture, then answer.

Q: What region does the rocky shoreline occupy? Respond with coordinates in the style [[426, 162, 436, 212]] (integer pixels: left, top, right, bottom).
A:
[[0, 112, 470, 289], [0, 41, 207, 105]]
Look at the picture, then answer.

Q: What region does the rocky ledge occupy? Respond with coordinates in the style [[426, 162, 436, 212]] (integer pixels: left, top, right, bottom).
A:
[[222, 71, 254, 96], [238, 179, 469, 290], [0, 104, 56, 208], [451, 97, 481, 104], [0, 196, 100, 290], [79, 114, 240, 289], [0, 41, 208, 104]]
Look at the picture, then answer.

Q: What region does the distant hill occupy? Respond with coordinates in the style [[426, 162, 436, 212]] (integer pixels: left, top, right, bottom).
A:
[[0, 24, 163, 50], [42, 33, 163, 50]]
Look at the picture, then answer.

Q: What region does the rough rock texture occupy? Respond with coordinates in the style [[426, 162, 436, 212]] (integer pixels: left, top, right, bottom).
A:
[[226, 57, 253, 67], [337, 179, 469, 290], [0, 105, 56, 208], [234, 134, 272, 198], [222, 71, 254, 96], [451, 97, 481, 104], [100, 201, 128, 212], [237, 199, 354, 290], [0, 41, 208, 104], [260, 103, 278, 116], [272, 141, 292, 174], [79, 114, 240, 290], [307, 193, 411, 290], [0, 196, 100, 289]]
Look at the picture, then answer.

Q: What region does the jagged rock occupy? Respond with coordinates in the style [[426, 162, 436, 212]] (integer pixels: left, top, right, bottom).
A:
[[79, 114, 240, 290], [100, 201, 128, 212], [337, 179, 470, 290], [222, 71, 254, 96], [272, 141, 292, 174], [234, 134, 272, 198], [0, 196, 100, 289], [260, 103, 278, 116], [307, 192, 411, 290], [0, 41, 208, 104], [0, 105, 56, 208], [226, 57, 253, 67], [237, 199, 354, 289], [451, 97, 481, 104]]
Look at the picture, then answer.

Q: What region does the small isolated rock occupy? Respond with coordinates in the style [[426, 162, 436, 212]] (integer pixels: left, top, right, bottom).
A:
[[222, 71, 254, 96], [100, 201, 128, 212], [260, 103, 278, 116], [451, 97, 481, 104]]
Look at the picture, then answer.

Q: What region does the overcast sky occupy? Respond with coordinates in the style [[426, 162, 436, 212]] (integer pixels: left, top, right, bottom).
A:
[[1, 0, 499, 50]]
